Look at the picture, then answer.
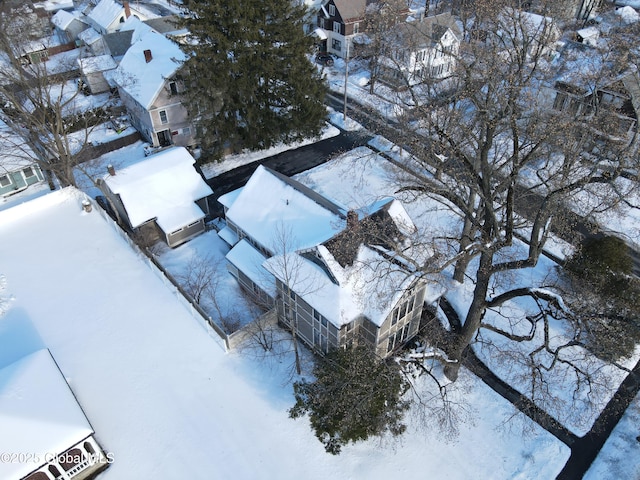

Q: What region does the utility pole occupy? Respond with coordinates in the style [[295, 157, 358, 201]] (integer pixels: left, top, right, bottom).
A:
[[343, 39, 349, 123]]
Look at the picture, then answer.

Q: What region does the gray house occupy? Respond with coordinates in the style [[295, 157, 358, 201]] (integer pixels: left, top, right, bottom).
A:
[[113, 22, 196, 148], [218, 165, 444, 357], [97, 146, 213, 247]]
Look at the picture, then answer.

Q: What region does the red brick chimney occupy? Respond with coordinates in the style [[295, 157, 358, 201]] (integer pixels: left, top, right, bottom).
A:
[[123, 0, 131, 18], [144, 49, 153, 63], [107, 164, 115, 176]]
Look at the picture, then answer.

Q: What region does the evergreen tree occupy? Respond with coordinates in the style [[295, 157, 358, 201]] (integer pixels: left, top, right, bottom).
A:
[[179, 0, 328, 159], [289, 346, 410, 454]]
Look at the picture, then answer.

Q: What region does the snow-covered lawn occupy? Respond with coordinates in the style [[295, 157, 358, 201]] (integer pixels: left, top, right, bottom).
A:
[[585, 391, 640, 480], [0, 189, 569, 479]]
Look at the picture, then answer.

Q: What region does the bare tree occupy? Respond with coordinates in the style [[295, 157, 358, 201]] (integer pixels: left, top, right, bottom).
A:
[[0, 4, 120, 188], [375, 0, 638, 412]]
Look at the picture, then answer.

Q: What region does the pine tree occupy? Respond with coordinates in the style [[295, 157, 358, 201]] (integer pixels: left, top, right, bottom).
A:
[[289, 346, 410, 454], [178, 0, 328, 159]]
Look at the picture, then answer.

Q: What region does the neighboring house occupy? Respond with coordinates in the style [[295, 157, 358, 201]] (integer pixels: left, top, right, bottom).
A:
[[78, 54, 117, 93], [97, 146, 213, 247], [51, 9, 89, 43], [548, 40, 640, 143], [218, 165, 444, 358], [378, 12, 461, 88], [316, 0, 367, 58], [0, 349, 108, 480], [530, 0, 602, 22], [471, 8, 561, 61], [86, 0, 149, 34], [113, 22, 195, 148], [0, 119, 46, 198]]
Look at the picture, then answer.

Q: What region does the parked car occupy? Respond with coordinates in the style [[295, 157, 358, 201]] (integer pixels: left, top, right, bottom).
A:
[[315, 52, 334, 67]]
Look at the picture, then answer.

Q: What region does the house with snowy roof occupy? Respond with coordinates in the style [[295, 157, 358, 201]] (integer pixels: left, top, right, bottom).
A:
[[0, 349, 108, 480], [78, 54, 117, 94], [113, 22, 195, 148], [97, 146, 213, 247], [0, 119, 46, 198], [547, 38, 640, 144], [86, 0, 148, 34], [218, 165, 442, 357], [316, 0, 366, 58], [378, 12, 461, 88], [51, 9, 89, 43]]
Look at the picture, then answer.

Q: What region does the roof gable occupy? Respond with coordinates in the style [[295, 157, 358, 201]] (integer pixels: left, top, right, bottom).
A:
[[0, 349, 93, 479], [331, 0, 366, 22], [114, 25, 186, 109], [104, 146, 212, 232], [224, 165, 346, 253], [88, 0, 126, 30]]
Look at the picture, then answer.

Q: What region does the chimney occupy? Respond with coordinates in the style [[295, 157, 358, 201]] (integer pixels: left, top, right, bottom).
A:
[[144, 49, 152, 63], [107, 164, 115, 176], [346, 210, 359, 229], [123, 0, 131, 18]]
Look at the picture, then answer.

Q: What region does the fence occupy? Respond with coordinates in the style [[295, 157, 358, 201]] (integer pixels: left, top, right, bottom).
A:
[[75, 131, 141, 164], [91, 196, 230, 351]]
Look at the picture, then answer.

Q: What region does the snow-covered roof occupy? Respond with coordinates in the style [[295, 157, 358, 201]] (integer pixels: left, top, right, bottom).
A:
[[265, 244, 418, 327], [114, 25, 186, 109], [78, 27, 102, 45], [78, 54, 117, 74], [104, 146, 212, 232], [87, 0, 127, 31], [224, 165, 346, 254], [226, 239, 276, 297], [0, 349, 94, 479], [51, 9, 78, 30], [35, 0, 74, 12], [264, 197, 433, 328], [332, 0, 366, 22], [217, 187, 243, 209]]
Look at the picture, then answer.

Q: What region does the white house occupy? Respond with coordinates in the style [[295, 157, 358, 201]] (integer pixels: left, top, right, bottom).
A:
[[97, 146, 213, 247], [379, 12, 461, 88], [86, 0, 149, 35], [0, 349, 108, 480], [113, 21, 195, 148], [218, 165, 443, 357]]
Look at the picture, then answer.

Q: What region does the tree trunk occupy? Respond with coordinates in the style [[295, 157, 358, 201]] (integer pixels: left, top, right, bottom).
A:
[[444, 249, 493, 381], [453, 191, 477, 283]]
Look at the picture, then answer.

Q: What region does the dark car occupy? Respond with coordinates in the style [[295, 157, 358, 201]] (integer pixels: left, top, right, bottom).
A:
[[315, 52, 334, 67]]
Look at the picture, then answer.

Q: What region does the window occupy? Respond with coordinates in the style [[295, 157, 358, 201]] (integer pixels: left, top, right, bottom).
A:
[[169, 81, 178, 95], [182, 127, 191, 135], [0, 175, 11, 187], [333, 21, 341, 33], [159, 110, 168, 124], [331, 38, 341, 52], [22, 166, 35, 178], [553, 92, 568, 111], [353, 22, 359, 34], [329, 4, 335, 16]]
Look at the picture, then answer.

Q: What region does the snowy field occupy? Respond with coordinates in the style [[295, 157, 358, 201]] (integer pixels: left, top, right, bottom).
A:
[[0, 189, 568, 479]]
